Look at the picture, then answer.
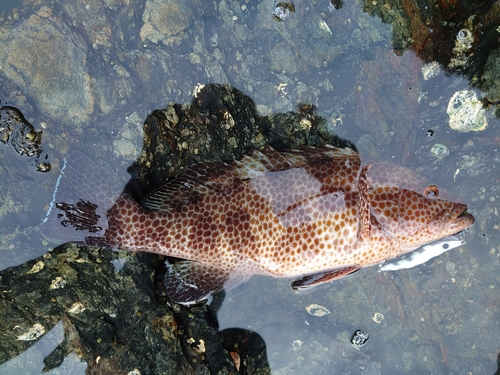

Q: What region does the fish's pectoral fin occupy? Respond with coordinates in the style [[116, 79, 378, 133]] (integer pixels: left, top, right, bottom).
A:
[[163, 261, 245, 305], [291, 265, 361, 290]]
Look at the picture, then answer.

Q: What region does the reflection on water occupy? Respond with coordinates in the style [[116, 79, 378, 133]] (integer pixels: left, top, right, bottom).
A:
[[1, 0, 500, 374]]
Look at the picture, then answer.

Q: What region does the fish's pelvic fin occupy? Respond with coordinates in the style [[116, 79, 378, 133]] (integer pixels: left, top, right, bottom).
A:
[[357, 164, 372, 242], [291, 265, 361, 290], [40, 150, 123, 244], [164, 261, 246, 305]]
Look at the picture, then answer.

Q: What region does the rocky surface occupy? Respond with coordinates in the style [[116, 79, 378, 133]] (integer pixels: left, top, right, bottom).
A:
[[0, 8, 94, 127], [0, 0, 499, 374], [0, 243, 263, 374]]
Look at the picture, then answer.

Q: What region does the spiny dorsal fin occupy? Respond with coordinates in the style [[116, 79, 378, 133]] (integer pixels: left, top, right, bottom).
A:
[[143, 145, 360, 212], [234, 144, 359, 179], [357, 164, 372, 242], [142, 161, 239, 211]]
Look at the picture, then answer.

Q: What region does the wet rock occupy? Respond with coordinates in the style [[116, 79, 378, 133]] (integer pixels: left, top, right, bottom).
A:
[[446, 90, 487, 132], [58, 0, 113, 49], [0, 104, 42, 158], [0, 244, 240, 374], [220, 329, 270, 375], [362, 0, 489, 64], [0, 12, 94, 128], [140, 0, 193, 46], [480, 48, 500, 104], [132, 84, 262, 192]]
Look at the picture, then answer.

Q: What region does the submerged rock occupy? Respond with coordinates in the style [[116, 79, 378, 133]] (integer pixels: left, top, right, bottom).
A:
[[447, 90, 487, 133], [140, 0, 193, 46], [0, 13, 93, 128]]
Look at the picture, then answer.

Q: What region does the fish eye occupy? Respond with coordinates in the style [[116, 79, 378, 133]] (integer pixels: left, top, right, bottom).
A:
[[424, 185, 439, 198], [442, 243, 449, 249]]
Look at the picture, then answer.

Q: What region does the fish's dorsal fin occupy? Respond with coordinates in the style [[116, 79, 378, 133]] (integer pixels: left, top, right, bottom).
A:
[[142, 161, 238, 211], [144, 145, 360, 212], [164, 261, 249, 305], [357, 164, 372, 242], [233, 145, 289, 178], [234, 144, 359, 179], [291, 265, 361, 289]]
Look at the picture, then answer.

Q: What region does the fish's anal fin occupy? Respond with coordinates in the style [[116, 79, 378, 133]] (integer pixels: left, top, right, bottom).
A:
[[291, 265, 361, 290], [164, 261, 242, 305], [357, 164, 372, 242]]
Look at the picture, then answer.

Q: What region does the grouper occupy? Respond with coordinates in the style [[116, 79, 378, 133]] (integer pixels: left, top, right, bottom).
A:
[[41, 145, 474, 304]]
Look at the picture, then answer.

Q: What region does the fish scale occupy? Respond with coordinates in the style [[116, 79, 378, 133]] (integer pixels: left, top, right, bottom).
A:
[[41, 145, 474, 304]]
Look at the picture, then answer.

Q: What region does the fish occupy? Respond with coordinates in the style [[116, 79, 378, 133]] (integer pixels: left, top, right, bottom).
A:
[[40, 145, 475, 304]]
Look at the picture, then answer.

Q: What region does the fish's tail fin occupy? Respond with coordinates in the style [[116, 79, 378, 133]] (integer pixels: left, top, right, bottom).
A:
[[40, 151, 123, 244]]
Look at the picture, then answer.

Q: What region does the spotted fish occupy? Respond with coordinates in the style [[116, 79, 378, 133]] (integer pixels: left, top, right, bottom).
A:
[[41, 145, 474, 304]]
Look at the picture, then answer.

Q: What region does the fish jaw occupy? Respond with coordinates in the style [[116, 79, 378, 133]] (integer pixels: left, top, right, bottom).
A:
[[395, 201, 474, 254], [430, 202, 475, 238]]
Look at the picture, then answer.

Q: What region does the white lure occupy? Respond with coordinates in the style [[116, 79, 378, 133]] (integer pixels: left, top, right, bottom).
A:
[[379, 236, 463, 272]]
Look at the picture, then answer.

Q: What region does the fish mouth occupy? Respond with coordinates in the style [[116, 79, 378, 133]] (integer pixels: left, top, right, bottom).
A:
[[440, 203, 475, 234]]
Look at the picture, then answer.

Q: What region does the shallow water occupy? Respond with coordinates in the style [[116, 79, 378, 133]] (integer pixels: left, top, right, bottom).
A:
[[1, 0, 499, 374]]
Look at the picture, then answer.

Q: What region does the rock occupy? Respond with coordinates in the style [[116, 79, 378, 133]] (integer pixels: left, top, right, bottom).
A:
[[58, 0, 112, 48], [0, 13, 94, 128], [447, 90, 487, 133], [306, 304, 331, 317], [481, 48, 500, 103], [140, 0, 193, 46], [0, 104, 43, 158]]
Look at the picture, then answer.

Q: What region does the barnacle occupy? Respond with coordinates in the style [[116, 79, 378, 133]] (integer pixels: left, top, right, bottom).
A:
[[272, 2, 295, 22]]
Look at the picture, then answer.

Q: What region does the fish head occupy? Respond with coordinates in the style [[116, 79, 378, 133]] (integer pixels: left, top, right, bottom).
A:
[[369, 186, 474, 252]]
